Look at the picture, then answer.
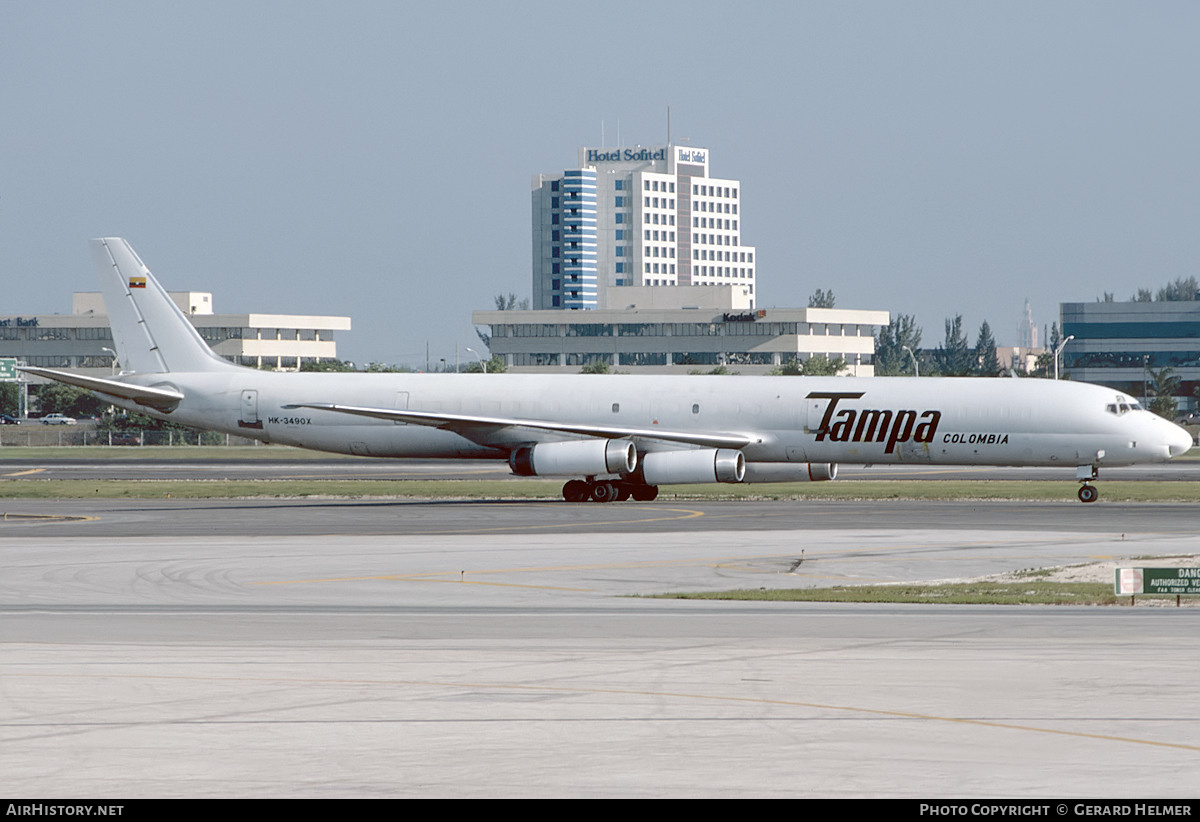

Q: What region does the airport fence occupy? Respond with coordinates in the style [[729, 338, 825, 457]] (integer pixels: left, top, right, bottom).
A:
[[0, 425, 260, 447]]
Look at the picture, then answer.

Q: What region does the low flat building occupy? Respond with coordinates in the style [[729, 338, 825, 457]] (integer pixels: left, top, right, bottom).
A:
[[995, 346, 1045, 375], [475, 286, 886, 375], [2, 291, 350, 378]]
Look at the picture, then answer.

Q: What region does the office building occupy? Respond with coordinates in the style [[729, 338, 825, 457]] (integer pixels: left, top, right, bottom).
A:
[[1061, 300, 1200, 409]]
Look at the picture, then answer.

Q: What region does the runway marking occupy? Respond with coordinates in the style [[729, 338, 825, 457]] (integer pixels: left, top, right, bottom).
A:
[[0, 512, 98, 523], [6, 670, 1198, 753], [397, 505, 707, 536], [3, 468, 45, 477]]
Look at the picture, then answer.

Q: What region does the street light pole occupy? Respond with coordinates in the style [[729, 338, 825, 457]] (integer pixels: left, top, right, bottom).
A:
[[901, 345, 919, 377], [465, 347, 487, 373], [101, 347, 119, 376], [1054, 335, 1075, 380]]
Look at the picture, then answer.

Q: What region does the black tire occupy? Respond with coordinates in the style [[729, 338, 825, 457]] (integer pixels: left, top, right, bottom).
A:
[[590, 481, 618, 503], [1077, 485, 1099, 504], [563, 480, 590, 502]]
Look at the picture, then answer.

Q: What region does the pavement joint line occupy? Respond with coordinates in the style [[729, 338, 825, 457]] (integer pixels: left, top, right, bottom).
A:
[[4, 670, 1197, 753]]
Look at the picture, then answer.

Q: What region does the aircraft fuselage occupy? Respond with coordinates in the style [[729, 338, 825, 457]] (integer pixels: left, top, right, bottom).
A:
[[110, 369, 1186, 469]]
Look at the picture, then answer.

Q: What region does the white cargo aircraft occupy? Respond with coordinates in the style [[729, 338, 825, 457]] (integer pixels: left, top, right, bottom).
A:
[[21, 239, 1193, 504]]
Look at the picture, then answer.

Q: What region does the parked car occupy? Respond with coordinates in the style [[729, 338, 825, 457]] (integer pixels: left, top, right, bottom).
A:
[[0, 414, 18, 425], [109, 432, 141, 446], [40, 413, 77, 425]]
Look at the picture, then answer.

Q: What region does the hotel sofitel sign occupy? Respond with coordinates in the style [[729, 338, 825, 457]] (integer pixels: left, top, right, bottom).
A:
[[585, 148, 667, 163]]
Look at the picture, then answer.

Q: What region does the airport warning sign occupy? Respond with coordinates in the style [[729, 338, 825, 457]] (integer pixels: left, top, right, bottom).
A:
[[1115, 567, 1200, 596]]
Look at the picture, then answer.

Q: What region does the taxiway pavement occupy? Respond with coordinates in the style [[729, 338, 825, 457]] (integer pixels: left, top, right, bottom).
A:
[[2, 494, 1198, 797]]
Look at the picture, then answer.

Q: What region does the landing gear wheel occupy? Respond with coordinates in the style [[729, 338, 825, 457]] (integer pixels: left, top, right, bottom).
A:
[[1078, 484, 1099, 504], [616, 485, 632, 502], [563, 480, 590, 502], [590, 481, 619, 503], [630, 485, 659, 502]]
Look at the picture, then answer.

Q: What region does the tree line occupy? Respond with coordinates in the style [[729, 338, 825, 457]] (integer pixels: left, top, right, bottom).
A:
[[874, 314, 1007, 377], [1098, 276, 1200, 303]]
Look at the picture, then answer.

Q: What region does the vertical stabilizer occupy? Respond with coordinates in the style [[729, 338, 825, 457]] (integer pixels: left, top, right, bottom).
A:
[[91, 238, 232, 374]]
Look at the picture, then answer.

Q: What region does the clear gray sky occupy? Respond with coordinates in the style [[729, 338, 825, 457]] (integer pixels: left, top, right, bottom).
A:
[[4, 1, 1198, 365]]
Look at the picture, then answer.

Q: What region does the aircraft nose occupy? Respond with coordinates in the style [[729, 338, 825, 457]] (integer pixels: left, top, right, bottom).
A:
[[1167, 423, 1194, 458]]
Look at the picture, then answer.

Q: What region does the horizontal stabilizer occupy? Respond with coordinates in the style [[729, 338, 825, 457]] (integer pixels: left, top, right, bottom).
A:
[[284, 402, 756, 449], [19, 366, 185, 410]]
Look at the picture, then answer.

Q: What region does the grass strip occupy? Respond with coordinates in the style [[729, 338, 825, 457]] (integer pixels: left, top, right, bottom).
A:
[[660, 582, 1128, 605]]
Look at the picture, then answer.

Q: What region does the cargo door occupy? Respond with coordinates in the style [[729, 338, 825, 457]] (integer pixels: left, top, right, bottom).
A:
[[239, 390, 262, 429]]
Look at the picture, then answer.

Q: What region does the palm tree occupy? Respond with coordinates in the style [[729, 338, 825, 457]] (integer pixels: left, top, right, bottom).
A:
[[1147, 365, 1181, 419]]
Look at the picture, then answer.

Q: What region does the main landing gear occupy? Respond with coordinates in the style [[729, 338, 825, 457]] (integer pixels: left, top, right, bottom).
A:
[[1076, 465, 1099, 504], [562, 478, 659, 503]]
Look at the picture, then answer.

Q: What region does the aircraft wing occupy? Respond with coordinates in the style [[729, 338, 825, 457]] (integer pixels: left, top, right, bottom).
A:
[[284, 402, 758, 449], [18, 366, 184, 410]]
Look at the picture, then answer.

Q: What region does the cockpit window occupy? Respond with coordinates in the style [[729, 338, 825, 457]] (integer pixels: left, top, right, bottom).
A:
[[1106, 398, 1143, 415]]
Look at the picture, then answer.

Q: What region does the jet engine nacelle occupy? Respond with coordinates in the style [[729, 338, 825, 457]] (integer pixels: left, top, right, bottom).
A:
[[640, 448, 746, 485], [509, 439, 637, 477], [742, 462, 838, 483]]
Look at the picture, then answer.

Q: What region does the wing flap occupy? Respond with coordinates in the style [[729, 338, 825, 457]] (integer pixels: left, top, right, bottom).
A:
[[284, 402, 756, 449]]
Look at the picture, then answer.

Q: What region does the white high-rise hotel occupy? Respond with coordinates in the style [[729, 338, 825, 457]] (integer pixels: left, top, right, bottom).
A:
[[532, 145, 757, 310]]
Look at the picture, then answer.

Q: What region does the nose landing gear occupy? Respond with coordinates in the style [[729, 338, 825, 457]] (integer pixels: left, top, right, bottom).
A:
[[1076, 465, 1099, 503]]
